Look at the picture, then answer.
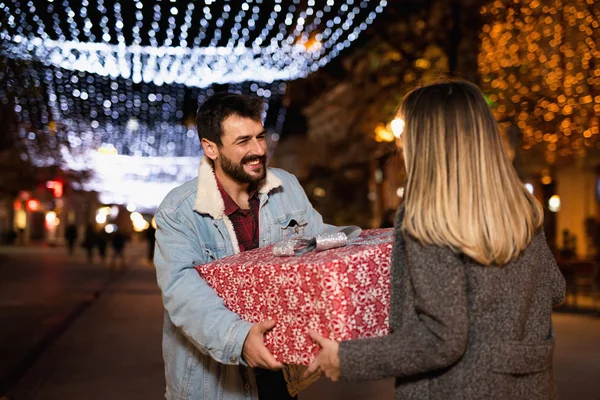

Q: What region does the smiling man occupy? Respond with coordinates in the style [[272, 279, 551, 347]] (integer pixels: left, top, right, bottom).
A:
[[153, 93, 330, 400]]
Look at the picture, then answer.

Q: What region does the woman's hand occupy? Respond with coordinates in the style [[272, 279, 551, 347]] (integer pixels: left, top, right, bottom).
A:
[[304, 329, 341, 381]]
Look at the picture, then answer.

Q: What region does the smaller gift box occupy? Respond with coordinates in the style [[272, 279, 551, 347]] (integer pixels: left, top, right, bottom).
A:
[[196, 228, 393, 365]]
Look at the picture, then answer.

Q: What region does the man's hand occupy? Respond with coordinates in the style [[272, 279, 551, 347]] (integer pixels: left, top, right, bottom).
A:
[[242, 320, 284, 370]]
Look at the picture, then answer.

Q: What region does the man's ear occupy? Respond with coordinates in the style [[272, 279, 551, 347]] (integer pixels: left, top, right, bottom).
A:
[[201, 138, 219, 161]]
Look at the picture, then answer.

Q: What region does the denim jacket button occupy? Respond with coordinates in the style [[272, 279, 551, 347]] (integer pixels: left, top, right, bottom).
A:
[[230, 355, 238, 363], [244, 383, 251, 391]]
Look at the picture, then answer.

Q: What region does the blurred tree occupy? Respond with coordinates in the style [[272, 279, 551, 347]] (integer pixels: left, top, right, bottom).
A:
[[478, 0, 600, 164]]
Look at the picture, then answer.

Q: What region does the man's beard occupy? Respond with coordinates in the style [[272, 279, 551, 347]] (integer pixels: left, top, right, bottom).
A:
[[219, 153, 267, 185]]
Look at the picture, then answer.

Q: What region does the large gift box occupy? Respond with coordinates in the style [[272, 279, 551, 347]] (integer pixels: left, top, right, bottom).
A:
[[196, 228, 393, 365]]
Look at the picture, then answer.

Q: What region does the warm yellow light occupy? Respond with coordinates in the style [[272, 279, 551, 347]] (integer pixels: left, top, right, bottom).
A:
[[304, 37, 322, 52], [95, 206, 112, 224], [374, 124, 394, 142], [548, 195, 561, 212], [313, 187, 326, 198], [45, 211, 60, 228], [45, 211, 60, 229], [130, 211, 143, 222], [98, 145, 118, 155], [14, 210, 26, 230], [415, 58, 431, 69], [133, 219, 150, 232], [99, 206, 112, 215], [525, 183, 534, 194], [45, 211, 57, 223], [131, 211, 149, 232], [391, 118, 405, 138]]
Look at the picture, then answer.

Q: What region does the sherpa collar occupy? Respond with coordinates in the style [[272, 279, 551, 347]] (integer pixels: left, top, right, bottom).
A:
[[193, 155, 282, 219]]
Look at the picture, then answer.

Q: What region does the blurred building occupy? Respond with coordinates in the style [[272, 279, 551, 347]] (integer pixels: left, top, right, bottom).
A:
[[276, 0, 599, 259]]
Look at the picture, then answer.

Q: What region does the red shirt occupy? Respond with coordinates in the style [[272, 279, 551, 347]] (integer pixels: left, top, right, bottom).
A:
[[216, 179, 259, 252], [216, 180, 292, 398]]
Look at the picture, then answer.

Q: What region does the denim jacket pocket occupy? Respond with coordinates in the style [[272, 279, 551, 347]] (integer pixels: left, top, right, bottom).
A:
[[491, 338, 554, 375], [276, 211, 308, 239], [192, 250, 217, 268], [195, 241, 226, 264], [203, 247, 218, 262]]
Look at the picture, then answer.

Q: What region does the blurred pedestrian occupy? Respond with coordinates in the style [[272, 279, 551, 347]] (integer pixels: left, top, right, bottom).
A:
[[146, 225, 156, 264], [96, 229, 108, 265], [82, 224, 96, 263], [111, 230, 128, 270], [65, 223, 78, 255], [306, 80, 566, 400]]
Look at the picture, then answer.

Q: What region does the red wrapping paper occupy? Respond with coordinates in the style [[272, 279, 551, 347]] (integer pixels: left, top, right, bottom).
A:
[[196, 228, 393, 365]]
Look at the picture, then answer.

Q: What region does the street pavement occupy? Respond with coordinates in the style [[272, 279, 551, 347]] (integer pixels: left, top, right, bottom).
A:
[[6, 260, 165, 400], [553, 313, 600, 400], [0, 243, 120, 395], [1, 245, 599, 400]]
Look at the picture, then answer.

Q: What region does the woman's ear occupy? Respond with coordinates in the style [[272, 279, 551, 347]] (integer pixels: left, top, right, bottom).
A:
[[201, 138, 219, 161]]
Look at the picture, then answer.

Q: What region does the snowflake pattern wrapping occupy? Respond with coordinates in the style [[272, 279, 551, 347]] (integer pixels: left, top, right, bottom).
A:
[[196, 228, 393, 365]]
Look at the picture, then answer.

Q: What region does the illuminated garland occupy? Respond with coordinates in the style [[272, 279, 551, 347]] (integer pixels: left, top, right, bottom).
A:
[[4, 59, 287, 210], [478, 0, 600, 161], [0, 0, 387, 86]]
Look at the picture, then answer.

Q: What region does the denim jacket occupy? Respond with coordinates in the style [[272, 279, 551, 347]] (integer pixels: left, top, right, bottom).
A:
[[154, 156, 329, 400]]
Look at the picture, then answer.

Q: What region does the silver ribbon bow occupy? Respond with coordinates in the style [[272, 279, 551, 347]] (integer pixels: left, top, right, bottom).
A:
[[273, 226, 393, 257]]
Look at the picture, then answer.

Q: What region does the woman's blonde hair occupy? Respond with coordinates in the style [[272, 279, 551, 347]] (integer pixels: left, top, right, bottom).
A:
[[399, 80, 543, 266]]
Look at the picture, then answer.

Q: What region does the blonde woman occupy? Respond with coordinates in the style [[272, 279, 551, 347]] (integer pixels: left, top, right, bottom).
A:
[[305, 81, 566, 399]]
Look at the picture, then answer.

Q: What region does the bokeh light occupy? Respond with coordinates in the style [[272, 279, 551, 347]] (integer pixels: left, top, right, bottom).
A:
[[479, 0, 599, 161]]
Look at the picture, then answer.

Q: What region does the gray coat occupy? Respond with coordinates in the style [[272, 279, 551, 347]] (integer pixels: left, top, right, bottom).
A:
[[338, 210, 566, 399]]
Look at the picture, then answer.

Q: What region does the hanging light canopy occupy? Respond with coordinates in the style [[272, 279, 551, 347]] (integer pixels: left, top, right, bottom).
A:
[[0, 0, 387, 211], [0, 0, 387, 87]]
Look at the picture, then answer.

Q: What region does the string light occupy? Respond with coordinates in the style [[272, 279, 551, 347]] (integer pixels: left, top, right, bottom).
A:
[[0, 0, 386, 210], [253, 1, 280, 47], [208, 0, 227, 48], [2, 58, 287, 209], [62, 1, 80, 41], [1, 1, 387, 86], [479, 0, 599, 161], [81, 0, 96, 42], [226, 0, 249, 48]]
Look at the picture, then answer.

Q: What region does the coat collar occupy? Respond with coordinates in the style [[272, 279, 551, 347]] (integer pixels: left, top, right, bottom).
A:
[[193, 155, 282, 219]]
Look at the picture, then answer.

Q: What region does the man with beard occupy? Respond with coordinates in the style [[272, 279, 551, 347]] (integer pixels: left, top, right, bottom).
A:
[[154, 93, 330, 400]]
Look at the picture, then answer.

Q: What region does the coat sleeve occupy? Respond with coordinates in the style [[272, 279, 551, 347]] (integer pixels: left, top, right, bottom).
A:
[[550, 262, 566, 306], [337, 237, 469, 381], [538, 231, 566, 306], [154, 206, 253, 365]]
